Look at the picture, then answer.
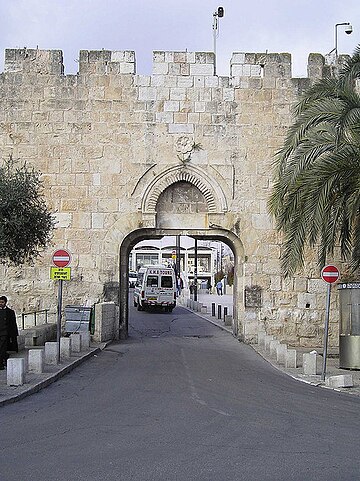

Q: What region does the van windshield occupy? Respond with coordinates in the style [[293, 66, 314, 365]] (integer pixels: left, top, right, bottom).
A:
[[161, 276, 173, 288], [147, 275, 158, 287]]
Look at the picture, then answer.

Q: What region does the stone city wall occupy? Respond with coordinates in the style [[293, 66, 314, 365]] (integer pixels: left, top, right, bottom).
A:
[[0, 47, 341, 346]]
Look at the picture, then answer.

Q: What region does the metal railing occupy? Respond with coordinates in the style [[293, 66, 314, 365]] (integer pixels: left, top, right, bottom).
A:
[[21, 309, 49, 330]]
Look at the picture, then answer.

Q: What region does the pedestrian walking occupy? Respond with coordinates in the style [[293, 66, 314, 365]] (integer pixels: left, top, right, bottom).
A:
[[216, 280, 223, 295], [0, 295, 18, 369]]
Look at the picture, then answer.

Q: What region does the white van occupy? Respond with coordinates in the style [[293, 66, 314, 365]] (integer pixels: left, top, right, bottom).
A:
[[133, 265, 177, 312]]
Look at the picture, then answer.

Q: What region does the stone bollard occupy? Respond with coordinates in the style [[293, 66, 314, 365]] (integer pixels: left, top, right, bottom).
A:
[[224, 315, 232, 327], [7, 358, 25, 386], [258, 332, 266, 348], [269, 339, 280, 357], [70, 333, 81, 353], [186, 298, 191, 308], [264, 335, 274, 352], [45, 342, 59, 365], [303, 351, 318, 375], [325, 374, 353, 388], [285, 349, 297, 368], [276, 344, 287, 365], [60, 337, 72, 359], [80, 331, 90, 350], [28, 349, 44, 373], [201, 306, 208, 314]]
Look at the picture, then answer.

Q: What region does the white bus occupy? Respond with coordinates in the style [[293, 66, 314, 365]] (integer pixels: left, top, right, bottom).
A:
[[133, 265, 177, 312]]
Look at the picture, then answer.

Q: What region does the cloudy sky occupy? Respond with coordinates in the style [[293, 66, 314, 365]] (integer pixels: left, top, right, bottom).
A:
[[0, 0, 359, 78]]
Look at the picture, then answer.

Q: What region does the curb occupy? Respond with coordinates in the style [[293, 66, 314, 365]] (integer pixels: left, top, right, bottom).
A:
[[0, 345, 106, 407]]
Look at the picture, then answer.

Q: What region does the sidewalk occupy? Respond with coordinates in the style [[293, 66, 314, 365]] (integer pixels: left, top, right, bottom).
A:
[[185, 292, 360, 397], [0, 342, 106, 407]]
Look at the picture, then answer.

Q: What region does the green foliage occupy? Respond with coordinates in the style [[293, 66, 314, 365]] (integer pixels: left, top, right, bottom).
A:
[[269, 44, 360, 277], [0, 159, 55, 265]]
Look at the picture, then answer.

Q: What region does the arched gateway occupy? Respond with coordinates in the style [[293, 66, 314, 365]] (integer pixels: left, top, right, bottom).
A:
[[0, 47, 338, 348]]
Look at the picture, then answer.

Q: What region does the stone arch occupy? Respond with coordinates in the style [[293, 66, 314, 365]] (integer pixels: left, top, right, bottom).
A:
[[141, 165, 228, 214]]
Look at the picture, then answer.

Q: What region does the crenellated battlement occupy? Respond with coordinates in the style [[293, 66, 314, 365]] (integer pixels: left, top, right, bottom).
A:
[[2, 47, 345, 81]]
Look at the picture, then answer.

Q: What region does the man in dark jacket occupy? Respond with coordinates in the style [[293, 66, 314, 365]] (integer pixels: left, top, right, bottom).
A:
[[0, 295, 18, 369]]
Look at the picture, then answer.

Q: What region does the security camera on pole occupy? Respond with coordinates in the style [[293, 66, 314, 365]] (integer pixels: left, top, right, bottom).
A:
[[212, 6, 224, 75]]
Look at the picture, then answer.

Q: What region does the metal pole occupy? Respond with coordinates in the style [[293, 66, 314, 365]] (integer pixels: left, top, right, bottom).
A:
[[176, 235, 181, 280], [194, 238, 198, 302], [213, 13, 217, 75], [321, 283, 331, 381], [57, 279, 63, 364]]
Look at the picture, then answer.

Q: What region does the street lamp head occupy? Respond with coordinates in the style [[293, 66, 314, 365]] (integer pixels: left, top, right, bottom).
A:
[[345, 24, 353, 34]]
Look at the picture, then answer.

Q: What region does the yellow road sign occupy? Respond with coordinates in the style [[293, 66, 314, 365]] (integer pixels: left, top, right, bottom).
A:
[[50, 267, 71, 281]]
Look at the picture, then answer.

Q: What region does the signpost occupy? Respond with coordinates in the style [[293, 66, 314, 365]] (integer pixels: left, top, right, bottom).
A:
[[320, 264, 340, 380], [51, 249, 72, 363]]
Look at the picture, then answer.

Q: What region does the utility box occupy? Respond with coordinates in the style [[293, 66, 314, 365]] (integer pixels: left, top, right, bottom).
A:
[[65, 305, 92, 333], [338, 283, 360, 369]]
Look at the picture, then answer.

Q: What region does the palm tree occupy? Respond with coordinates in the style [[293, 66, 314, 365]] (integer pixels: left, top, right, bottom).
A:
[[268, 45, 360, 277]]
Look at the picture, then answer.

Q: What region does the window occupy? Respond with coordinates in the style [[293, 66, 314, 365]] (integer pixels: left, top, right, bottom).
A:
[[161, 276, 173, 288], [147, 275, 158, 287]]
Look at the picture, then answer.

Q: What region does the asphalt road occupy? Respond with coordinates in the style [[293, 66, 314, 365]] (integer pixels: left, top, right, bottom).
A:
[[1, 304, 360, 481]]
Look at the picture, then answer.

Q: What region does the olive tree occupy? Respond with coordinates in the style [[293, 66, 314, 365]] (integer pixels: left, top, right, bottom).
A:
[[0, 159, 55, 265]]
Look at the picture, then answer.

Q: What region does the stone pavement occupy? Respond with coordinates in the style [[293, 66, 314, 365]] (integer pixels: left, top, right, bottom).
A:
[[0, 342, 106, 407], [182, 292, 360, 398]]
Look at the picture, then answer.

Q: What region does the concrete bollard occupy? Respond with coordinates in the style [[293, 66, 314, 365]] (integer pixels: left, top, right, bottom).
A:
[[80, 331, 90, 350], [325, 374, 353, 388], [60, 337, 72, 359], [276, 344, 287, 365], [258, 332, 266, 348], [7, 358, 25, 386], [303, 352, 318, 375], [269, 339, 280, 357], [70, 333, 81, 353], [224, 315, 232, 327], [285, 349, 297, 368], [45, 342, 59, 365], [264, 335, 274, 352], [201, 306, 208, 314], [28, 349, 44, 373]]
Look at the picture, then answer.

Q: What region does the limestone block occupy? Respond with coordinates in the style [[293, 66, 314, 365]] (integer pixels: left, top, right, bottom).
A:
[[325, 374, 353, 388], [80, 331, 90, 350], [269, 339, 280, 357], [285, 349, 297, 368], [164, 100, 180, 112], [60, 337, 71, 360], [7, 358, 25, 386], [45, 342, 59, 365], [28, 349, 44, 373], [224, 315, 232, 327], [70, 333, 81, 353], [276, 344, 287, 365], [168, 123, 194, 134], [303, 352, 318, 375], [201, 306, 208, 314], [190, 64, 214, 76]]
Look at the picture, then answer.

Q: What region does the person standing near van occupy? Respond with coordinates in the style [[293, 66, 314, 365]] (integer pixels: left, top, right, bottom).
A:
[[0, 295, 18, 369]]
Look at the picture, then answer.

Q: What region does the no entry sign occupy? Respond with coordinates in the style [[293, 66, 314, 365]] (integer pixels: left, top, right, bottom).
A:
[[321, 265, 340, 284], [52, 249, 71, 268]]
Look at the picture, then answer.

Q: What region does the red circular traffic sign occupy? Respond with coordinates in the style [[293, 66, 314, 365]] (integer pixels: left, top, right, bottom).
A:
[[321, 265, 340, 284], [52, 249, 71, 268]]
